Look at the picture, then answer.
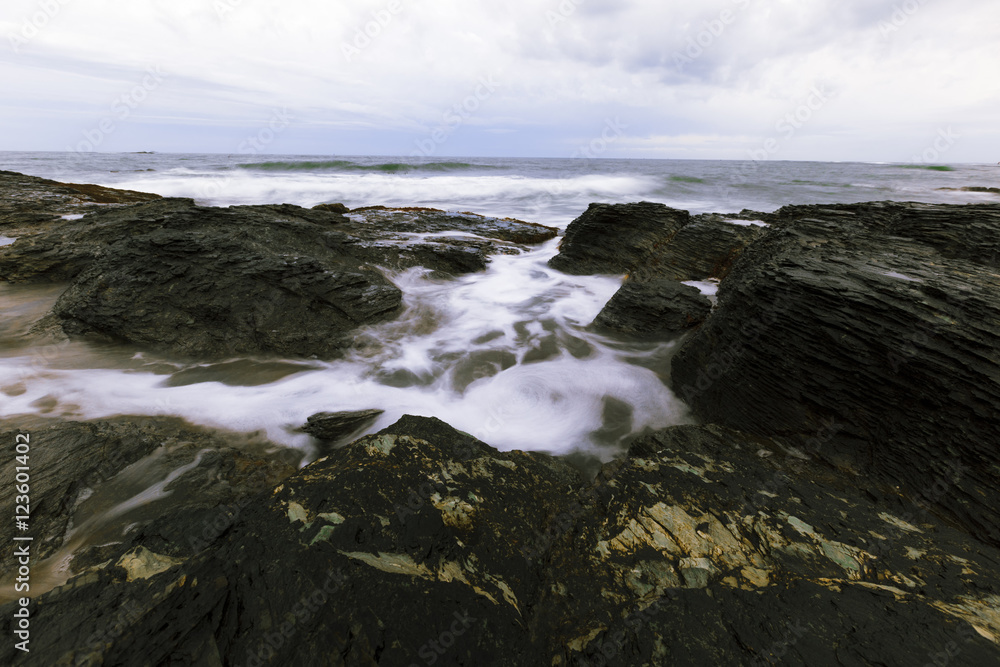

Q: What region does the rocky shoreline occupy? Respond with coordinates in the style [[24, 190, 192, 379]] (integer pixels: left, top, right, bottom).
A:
[[2, 171, 1000, 665]]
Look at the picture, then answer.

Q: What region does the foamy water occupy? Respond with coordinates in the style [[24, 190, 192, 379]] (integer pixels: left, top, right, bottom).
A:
[[0, 240, 686, 462]]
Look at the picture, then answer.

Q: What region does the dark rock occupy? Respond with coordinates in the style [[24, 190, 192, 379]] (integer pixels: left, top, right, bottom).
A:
[[47, 202, 404, 358], [594, 278, 711, 336], [672, 201, 1000, 547], [335, 206, 557, 274], [579, 210, 762, 338], [548, 202, 690, 275], [312, 202, 350, 213], [6, 417, 1000, 666], [0, 416, 294, 569], [0, 169, 160, 232], [300, 408, 384, 441], [0, 177, 557, 285], [0, 416, 583, 666], [628, 214, 767, 283], [0, 417, 166, 563], [347, 205, 558, 245], [539, 424, 1000, 665]]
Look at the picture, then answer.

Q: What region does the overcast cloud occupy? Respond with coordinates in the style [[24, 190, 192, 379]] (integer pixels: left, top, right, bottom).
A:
[[1, 0, 997, 161]]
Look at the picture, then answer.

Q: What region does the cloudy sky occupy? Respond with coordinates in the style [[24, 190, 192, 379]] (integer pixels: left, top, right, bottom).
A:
[[1, 0, 998, 162]]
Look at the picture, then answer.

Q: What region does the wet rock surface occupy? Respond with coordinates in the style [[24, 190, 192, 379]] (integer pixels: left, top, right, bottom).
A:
[[4, 417, 999, 666], [0, 416, 584, 666], [0, 172, 557, 358], [593, 279, 711, 336], [540, 425, 1000, 665], [300, 408, 384, 443], [43, 200, 405, 358], [0, 169, 160, 234], [0, 416, 294, 582], [672, 201, 1000, 549], [548, 202, 690, 275], [557, 208, 764, 336], [632, 213, 767, 282]]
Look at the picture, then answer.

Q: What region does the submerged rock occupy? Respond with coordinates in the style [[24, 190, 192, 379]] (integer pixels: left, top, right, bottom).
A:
[[672, 201, 1000, 548], [346, 205, 559, 245], [548, 202, 690, 275], [593, 278, 711, 336], [0, 416, 294, 585], [333, 206, 558, 275]]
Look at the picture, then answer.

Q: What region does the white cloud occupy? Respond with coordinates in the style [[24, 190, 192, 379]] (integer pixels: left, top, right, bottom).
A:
[[0, 0, 997, 160]]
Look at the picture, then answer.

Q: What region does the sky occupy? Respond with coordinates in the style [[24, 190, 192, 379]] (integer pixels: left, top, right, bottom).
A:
[[1, 0, 998, 162]]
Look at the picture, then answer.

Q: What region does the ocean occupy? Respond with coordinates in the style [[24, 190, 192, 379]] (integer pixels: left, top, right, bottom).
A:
[[1, 152, 998, 465]]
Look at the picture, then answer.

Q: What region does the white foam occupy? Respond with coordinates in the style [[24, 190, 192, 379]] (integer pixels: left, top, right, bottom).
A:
[[0, 241, 688, 461], [681, 280, 720, 297], [61, 214, 85, 221], [0, 236, 16, 247], [100, 170, 658, 228]]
